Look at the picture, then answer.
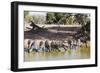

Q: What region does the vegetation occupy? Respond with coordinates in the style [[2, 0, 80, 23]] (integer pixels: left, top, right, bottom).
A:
[[24, 11, 90, 25], [75, 20, 90, 42], [24, 11, 46, 24], [46, 12, 75, 24], [24, 11, 33, 23], [46, 12, 90, 25]]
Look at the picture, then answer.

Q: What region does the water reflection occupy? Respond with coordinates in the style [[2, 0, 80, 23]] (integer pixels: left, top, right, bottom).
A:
[[24, 46, 90, 62]]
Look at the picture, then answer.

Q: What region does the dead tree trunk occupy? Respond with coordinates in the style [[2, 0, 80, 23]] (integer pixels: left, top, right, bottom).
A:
[[30, 21, 42, 30]]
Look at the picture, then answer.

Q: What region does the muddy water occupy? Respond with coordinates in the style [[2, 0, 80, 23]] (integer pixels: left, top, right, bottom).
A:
[[24, 46, 90, 62]]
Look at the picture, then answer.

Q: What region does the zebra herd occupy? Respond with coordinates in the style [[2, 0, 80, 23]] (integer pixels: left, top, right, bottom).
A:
[[24, 39, 82, 53]]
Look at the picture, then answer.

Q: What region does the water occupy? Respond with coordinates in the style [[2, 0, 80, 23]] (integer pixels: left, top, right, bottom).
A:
[[24, 46, 90, 62]]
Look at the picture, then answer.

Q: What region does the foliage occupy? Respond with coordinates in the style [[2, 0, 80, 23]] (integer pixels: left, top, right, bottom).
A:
[[32, 15, 46, 24], [24, 11, 46, 24], [75, 21, 90, 41], [73, 13, 90, 42], [25, 15, 33, 23], [46, 12, 74, 24], [74, 14, 90, 25], [24, 11, 29, 18], [24, 11, 33, 23], [46, 12, 56, 24], [24, 11, 90, 25]]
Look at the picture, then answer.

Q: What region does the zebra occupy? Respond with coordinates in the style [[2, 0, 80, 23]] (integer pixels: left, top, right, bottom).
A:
[[44, 40, 51, 52], [28, 40, 39, 53]]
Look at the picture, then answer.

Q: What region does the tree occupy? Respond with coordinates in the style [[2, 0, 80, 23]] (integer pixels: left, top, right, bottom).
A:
[[63, 14, 75, 25], [46, 12, 56, 24], [74, 14, 90, 25], [24, 11, 33, 23], [75, 20, 90, 42], [46, 12, 76, 25], [24, 11, 29, 18]]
